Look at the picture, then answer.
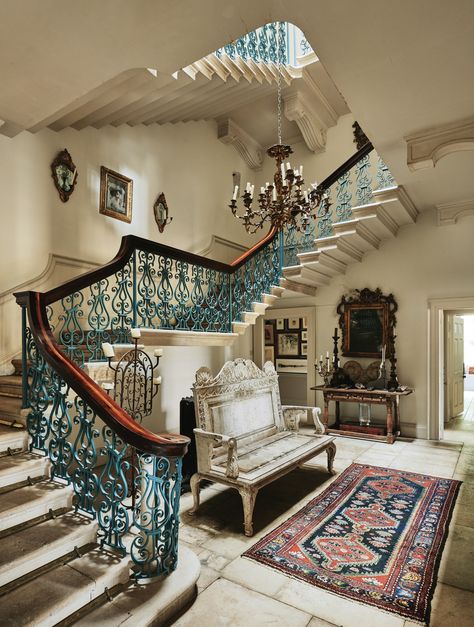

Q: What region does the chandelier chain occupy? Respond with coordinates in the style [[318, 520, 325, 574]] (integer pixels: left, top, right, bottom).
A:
[[276, 22, 282, 145]]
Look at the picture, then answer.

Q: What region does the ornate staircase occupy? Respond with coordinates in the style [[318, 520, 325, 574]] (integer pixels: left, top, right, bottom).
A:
[[0, 135, 420, 624]]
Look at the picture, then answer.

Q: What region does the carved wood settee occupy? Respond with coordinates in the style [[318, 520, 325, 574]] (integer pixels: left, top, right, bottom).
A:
[[190, 359, 336, 536]]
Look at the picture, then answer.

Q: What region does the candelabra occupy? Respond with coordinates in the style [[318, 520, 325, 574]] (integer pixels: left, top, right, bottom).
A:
[[101, 329, 162, 423], [315, 353, 334, 386], [329, 327, 349, 387], [373, 344, 387, 390], [101, 329, 163, 508]]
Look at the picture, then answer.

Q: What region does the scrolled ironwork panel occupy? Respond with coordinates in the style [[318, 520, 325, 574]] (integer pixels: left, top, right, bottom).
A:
[[58, 291, 85, 365], [98, 426, 130, 553], [87, 278, 111, 361], [111, 260, 134, 344], [72, 397, 99, 517], [48, 372, 73, 482], [355, 153, 373, 206], [376, 156, 396, 189], [25, 328, 51, 454], [317, 191, 334, 238], [130, 454, 183, 580], [335, 171, 353, 223], [137, 250, 158, 328]]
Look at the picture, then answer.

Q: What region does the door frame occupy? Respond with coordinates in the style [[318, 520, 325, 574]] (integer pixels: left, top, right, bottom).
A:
[[428, 296, 474, 440], [254, 306, 316, 406]]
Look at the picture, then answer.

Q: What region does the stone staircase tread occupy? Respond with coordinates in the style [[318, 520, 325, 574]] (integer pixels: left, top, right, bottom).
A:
[[0, 453, 50, 488], [0, 425, 28, 453], [0, 547, 130, 627], [0, 512, 98, 588], [73, 545, 200, 627], [0, 395, 23, 418], [0, 480, 73, 532]]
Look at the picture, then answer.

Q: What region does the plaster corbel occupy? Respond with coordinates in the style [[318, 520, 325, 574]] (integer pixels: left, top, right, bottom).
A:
[[217, 118, 263, 170], [283, 92, 327, 153], [406, 116, 474, 171], [436, 199, 474, 226]]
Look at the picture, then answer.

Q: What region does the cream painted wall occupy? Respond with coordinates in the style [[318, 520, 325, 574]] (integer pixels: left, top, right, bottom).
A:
[[266, 210, 474, 439], [0, 119, 258, 430], [0, 121, 259, 292]]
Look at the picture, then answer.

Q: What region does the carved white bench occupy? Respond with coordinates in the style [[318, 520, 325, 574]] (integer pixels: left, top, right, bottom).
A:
[[190, 359, 336, 536]]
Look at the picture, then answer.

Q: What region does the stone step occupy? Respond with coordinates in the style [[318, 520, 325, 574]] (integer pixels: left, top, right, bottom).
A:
[[73, 545, 200, 627], [0, 481, 73, 532], [0, 376, 22, 398], [0, 395, 23, 422], [232, 321, 250, 335], [251, 301, 268, 315], [0, 512, 98, 588], [262, 292, 279, 306], [270, 285, 285, 297], [282, 265, 331, 288], [0, 453, 50, 488], [297, 249, 347, 276], [0, 425, 28, 455], [241, 311, 260, 325], [0, 546, 130, 627], [278, 277, 317, 297]]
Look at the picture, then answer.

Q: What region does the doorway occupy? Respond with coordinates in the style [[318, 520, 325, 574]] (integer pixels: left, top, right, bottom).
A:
[[444, 313, 474, 441]]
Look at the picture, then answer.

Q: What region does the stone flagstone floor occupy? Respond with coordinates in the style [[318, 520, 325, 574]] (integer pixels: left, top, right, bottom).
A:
[[168, 418, 474, 627]]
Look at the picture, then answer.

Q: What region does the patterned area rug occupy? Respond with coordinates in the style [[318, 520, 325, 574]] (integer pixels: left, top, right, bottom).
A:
[[244, 463, 461, 624]]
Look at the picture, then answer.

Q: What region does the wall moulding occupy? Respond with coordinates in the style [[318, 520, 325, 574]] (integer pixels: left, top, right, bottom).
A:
[[436, 198, 474, 226], [217, 118, 263, 170], [406, 115, 474, 171]]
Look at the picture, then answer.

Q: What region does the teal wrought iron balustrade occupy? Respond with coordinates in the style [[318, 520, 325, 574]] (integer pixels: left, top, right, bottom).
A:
[[14, 227, 283, 581], [41, 235, 282, 368], [282, 144, 396, 267]]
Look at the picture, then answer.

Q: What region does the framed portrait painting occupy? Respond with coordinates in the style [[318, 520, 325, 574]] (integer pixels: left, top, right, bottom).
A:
[[288, 317, 300, 330], [99, 166, 133, 223], [276, 319, 284, 330]]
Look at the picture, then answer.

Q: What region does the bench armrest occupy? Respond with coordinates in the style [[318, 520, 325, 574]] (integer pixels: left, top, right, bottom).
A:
[[282, 405, 325, 435], [194, 428, 240, 478]]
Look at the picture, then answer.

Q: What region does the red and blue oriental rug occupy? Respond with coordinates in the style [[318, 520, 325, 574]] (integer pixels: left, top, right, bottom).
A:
[[244, 464, 461, 624]]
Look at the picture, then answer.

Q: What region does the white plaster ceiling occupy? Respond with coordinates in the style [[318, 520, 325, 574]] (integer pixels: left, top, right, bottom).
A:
[[0, 0, 473, 211]]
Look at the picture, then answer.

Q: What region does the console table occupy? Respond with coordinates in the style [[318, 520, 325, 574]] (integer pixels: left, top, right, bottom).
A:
[[312, 386, 414, 444]]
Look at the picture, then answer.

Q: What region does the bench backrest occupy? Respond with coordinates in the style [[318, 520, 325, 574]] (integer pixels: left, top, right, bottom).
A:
[[193, 359, 283, 441]]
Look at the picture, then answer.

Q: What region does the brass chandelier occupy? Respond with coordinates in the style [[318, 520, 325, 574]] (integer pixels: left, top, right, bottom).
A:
[[228, 23, 328, 234]]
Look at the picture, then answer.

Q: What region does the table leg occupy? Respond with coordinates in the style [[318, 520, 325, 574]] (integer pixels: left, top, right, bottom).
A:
[[323, 395, 330, 430], [335, 400, 340, 429], [386, 399, 394, 444], [394, 395, 400, 435]]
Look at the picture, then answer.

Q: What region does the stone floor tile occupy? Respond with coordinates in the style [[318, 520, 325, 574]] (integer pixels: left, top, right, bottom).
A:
[[196, 564, 220, 593], [276, 578, 404, 627], [172, 578, 311, 627], [307, 617, 341, 627], [404, 583, 474, 627], [201, 534, 253, 560], [222, 556, 288, 597], [198, 549, 230, 572], [438, 524, 474, 591]]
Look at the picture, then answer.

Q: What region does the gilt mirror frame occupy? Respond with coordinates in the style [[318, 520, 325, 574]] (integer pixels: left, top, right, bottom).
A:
[[51, 148, 78, 202], [337, 288, 398, 358]]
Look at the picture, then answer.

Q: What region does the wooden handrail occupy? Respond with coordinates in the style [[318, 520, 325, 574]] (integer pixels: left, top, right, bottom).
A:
[[14, 141, 374, 457]]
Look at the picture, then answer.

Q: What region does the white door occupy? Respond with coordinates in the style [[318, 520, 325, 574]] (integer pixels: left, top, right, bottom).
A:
[[452, 316, 464, 416], [445, 314, 465, 419]]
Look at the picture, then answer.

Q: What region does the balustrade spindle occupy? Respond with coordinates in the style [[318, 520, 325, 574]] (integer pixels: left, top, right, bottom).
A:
[[49, 373, 73, 482], [72, 397, 99, 517]]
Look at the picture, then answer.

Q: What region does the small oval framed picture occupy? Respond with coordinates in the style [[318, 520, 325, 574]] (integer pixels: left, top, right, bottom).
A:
[[99, 166, 133, 223]]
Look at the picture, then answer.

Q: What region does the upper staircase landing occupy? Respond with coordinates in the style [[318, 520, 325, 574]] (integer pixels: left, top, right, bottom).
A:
[[282, 186, 418, 293]]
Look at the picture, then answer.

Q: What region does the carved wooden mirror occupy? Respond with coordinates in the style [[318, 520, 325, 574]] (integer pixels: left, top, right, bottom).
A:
[[337, 288, 397, 358]]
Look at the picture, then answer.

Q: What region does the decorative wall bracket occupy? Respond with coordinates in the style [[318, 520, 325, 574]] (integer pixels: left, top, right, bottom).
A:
[[283, 92, 327, 153], [406, 115, 474, 171], [153, 192, 173, 233], [51, 148, 78, 202], [217, 118, 263, 170]]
